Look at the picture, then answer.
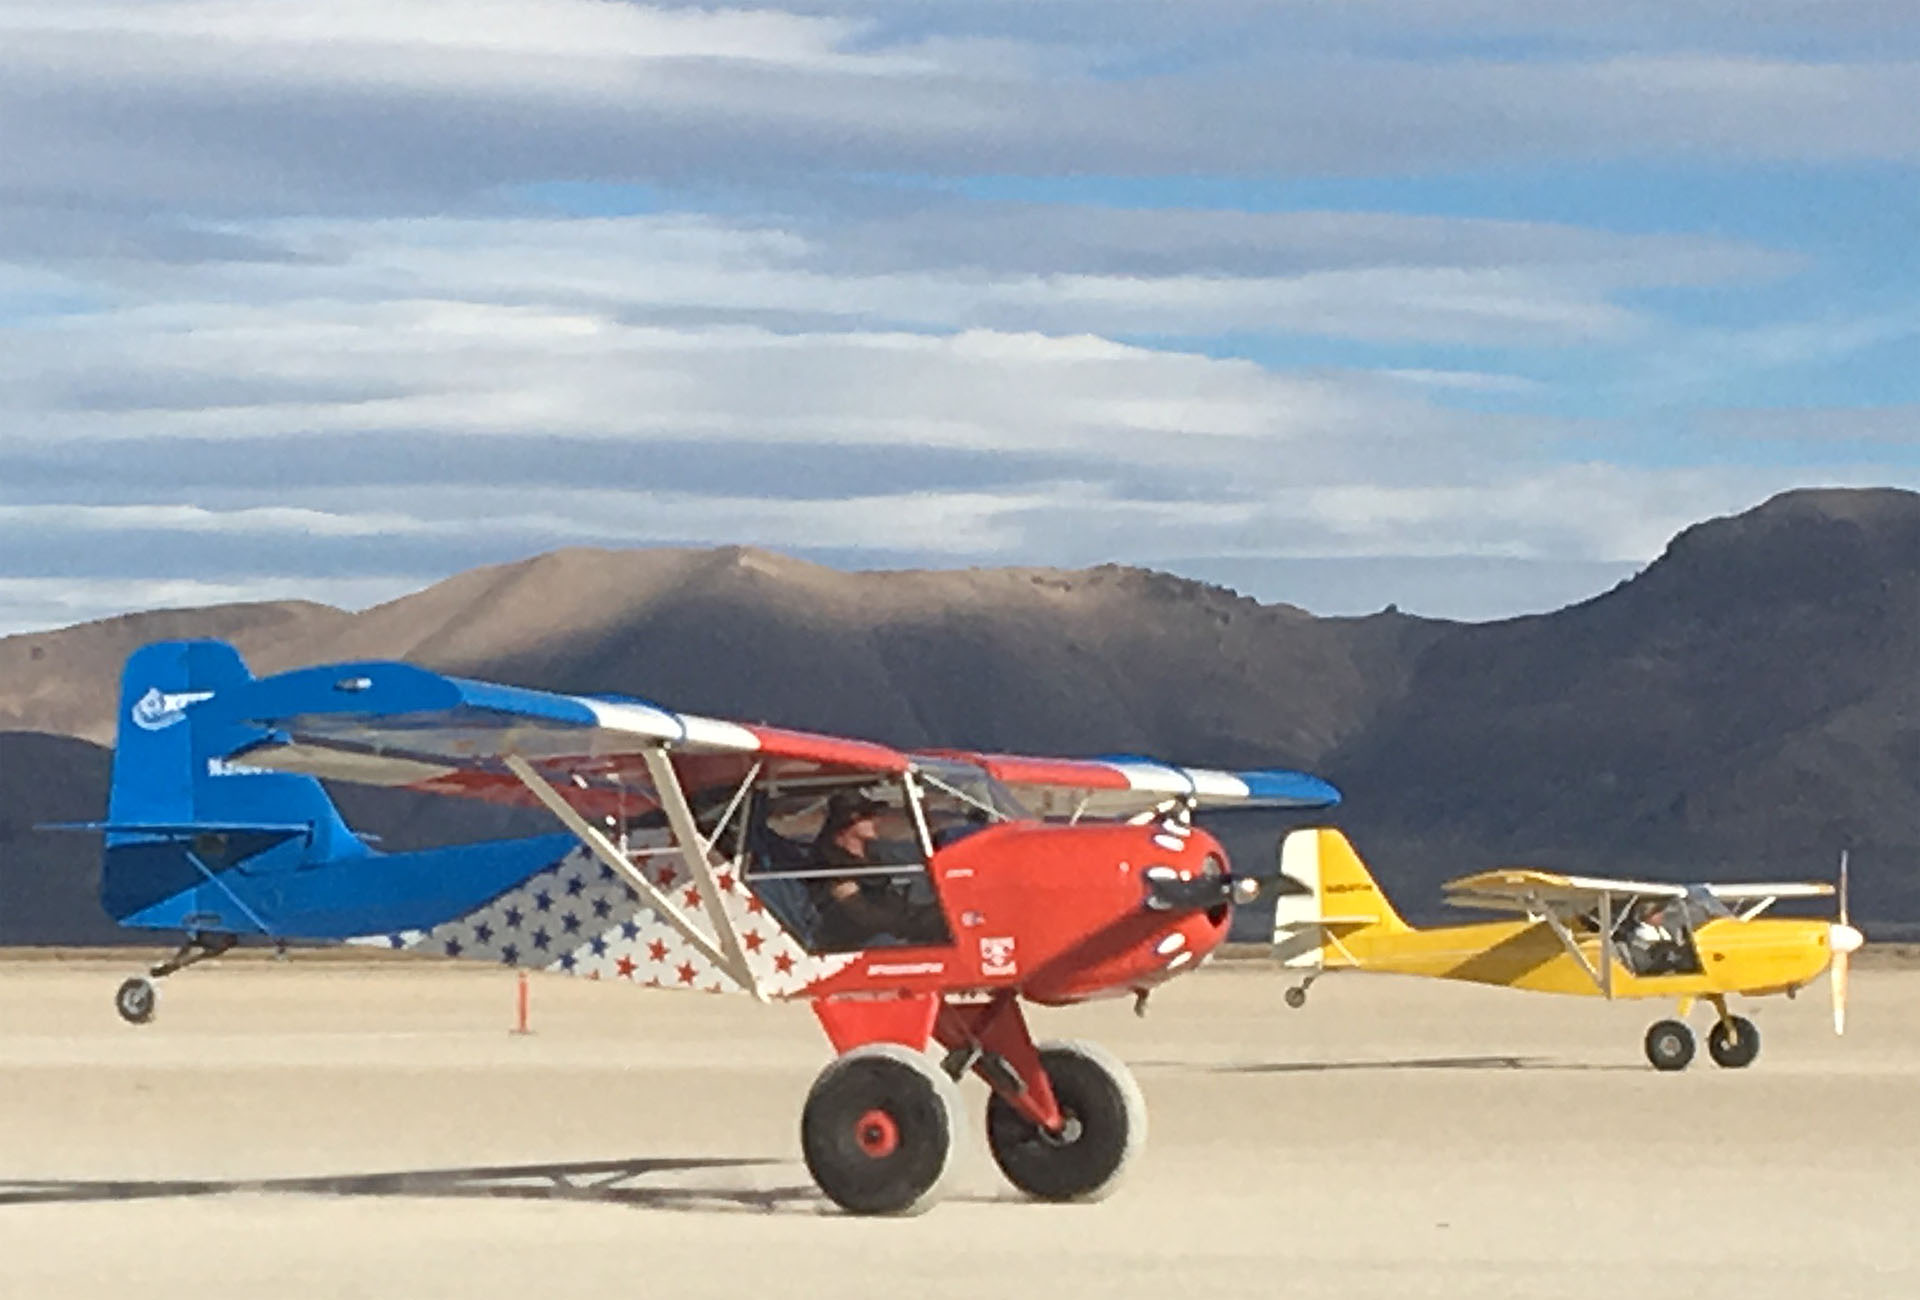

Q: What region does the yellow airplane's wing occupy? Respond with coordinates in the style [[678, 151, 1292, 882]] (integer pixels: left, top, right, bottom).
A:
[[1442, 868, 1688, 912], [1706, 882, 1833, 901], [1443, 870, 1834, 910]]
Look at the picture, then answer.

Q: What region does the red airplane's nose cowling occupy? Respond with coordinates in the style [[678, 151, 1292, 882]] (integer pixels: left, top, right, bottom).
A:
[[1022, 824, 1236, 1004]]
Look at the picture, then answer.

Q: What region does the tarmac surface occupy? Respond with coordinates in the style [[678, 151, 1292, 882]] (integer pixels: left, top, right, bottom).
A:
[[0, 955, 1913, 1299]]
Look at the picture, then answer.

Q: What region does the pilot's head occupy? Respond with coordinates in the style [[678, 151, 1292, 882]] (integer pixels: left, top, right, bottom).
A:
[[821, 792, 885, 849]]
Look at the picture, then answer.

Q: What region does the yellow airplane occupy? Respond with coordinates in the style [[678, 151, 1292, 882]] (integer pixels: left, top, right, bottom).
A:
[[1269, 828, 1863, 1071]]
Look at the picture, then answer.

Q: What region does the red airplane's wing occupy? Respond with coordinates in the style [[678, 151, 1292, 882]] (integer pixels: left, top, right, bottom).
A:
[[220, 659, 910, 819], [932, 749, 1341, 820]]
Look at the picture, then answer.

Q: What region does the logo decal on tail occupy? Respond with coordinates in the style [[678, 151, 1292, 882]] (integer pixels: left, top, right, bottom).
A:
[[130, 688, 215, 732]]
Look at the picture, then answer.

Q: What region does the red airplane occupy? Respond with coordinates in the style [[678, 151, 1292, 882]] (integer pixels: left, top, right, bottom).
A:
[[80, 640, 1340, 1214]]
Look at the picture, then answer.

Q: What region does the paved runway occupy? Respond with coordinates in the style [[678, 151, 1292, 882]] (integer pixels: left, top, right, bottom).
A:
[[0, 956, 1912, 1298]]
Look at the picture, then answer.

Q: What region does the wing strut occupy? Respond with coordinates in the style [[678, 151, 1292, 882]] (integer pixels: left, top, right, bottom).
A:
[[502, 754, 755, 995], [1534, 894, 1609, 996], [1597, 889, 1613, 1001], [640, 749, 760, 1000]]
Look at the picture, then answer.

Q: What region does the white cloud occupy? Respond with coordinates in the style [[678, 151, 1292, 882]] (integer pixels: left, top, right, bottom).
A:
[[0, 1, 1913, 632], [0, 575, 416, 634]]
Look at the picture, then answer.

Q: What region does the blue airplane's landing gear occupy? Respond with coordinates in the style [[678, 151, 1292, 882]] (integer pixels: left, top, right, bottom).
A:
[[114, 977, 157, 1024], [115, 932, 238, 1025]]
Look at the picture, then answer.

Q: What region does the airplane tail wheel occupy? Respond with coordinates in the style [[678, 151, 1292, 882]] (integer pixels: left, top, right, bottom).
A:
[[1644, 1019, 1695, 1071], [115, 977, 157, 1025], [986, 1040, 1146, 1203], [801, 1044, 959, 1216], [1284, 986, 1308, 1010], [1707, 1016, 1760, 1069]]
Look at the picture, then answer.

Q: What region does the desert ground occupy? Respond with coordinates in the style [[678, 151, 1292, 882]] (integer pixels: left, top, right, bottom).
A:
[[0, 955, 1912, 1299]]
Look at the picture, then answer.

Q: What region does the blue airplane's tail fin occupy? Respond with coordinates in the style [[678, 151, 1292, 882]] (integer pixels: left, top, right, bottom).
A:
[[99, 640, 369, 929], [95, 641, 576, 939]]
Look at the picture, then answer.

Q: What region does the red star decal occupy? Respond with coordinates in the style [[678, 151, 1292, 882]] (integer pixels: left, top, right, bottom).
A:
[[656, 866, 677, 889], [716, 871, 735, 894], [743, 930, 764, 953], [648, 939, 669, 963], [676, 962, 698, 985], [682, 886, 702, 909], [745, 895, 765, 916], [646, 976, 661, 988], [773, 952, 794, 975], [615, 955, 636, 979]]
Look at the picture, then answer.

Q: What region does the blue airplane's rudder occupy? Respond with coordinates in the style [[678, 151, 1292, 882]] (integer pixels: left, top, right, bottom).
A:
[[99, 640, 577, 940]]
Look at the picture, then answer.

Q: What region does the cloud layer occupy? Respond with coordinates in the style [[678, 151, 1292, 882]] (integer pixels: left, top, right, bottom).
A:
[[1, 1, 1915, 631]]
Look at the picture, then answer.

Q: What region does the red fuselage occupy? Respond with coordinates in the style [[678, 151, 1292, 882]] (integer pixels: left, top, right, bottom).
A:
[[802, 818, 1235, 1004]]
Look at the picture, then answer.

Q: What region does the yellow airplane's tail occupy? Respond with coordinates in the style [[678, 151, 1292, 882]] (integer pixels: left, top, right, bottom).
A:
[[1271, 827, 1412, 972]]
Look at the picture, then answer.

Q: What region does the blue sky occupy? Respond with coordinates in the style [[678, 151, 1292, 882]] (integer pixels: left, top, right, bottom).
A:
[[1, 0, 1916, 632]]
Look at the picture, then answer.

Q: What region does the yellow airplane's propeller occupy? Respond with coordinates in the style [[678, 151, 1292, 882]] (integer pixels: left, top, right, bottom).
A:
[[1831, 849, 1863, 1035]]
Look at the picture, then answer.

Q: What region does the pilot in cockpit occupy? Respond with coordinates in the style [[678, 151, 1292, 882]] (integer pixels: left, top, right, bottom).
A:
[[1629, 899, 1685, 975], [808, 792, 942, 950]]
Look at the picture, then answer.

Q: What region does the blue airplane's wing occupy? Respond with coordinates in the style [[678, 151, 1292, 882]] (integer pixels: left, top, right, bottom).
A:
[[42, 821, 316, 834]]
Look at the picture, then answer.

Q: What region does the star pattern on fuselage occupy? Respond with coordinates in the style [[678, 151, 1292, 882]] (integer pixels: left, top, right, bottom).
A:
[[351, 833, 852, 998]]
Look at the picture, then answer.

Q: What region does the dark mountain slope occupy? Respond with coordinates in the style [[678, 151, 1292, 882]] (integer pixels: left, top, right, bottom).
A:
[[6, 487, 1919, 941], [1327, 488, 1920, 918]]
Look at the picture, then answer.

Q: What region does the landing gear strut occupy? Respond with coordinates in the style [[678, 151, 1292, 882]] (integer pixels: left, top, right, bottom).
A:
[[114, 932, 238, 1025]]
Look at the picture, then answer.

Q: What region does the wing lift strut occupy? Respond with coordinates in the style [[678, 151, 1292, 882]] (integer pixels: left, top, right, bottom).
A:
[[502, 752, 764, 1001], [1531, 888, 1614, 1000]]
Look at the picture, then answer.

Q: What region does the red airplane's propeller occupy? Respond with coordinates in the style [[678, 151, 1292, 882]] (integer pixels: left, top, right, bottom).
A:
[[1831, 850, 1863, 1035], [1141, 856, 1266, 913]]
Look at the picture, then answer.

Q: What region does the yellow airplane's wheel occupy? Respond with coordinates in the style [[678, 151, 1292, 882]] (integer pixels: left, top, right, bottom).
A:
[[1644, 1019, 1695, 1071], [1707, 1016, 1760, 1068], [1284, 985, 1307, 1009]]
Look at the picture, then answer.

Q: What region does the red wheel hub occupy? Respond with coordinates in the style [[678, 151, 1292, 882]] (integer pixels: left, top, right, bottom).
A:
[[853, 1108, 900, 1158]]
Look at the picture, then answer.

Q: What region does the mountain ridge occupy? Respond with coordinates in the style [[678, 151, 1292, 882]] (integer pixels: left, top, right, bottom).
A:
[[5, 486, 1918, 940]]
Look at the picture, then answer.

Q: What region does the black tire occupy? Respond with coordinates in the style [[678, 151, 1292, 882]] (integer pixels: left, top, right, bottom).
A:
[[986, 1040, 1146, 1202], [115, 977, 157, 1026], [1707, 1016, 1760, 1069], [801, 1044, 959, 1215], [1644, 1019, 1694, 1072], [1283, 986, 1308, 1010]]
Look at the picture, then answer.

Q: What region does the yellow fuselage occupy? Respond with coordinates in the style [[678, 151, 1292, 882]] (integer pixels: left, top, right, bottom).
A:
[[1332, 915, 1838, 1000]]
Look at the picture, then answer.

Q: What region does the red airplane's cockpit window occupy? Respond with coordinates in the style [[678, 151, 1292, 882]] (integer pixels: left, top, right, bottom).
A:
[[912, 757, 1027, 849], [743, 779, 952, 955]]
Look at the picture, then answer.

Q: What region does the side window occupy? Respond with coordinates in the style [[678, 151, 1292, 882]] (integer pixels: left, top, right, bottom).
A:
[[1613, 896, 1703, 977], [913, 759, 1026, 848], [744, 781, 949, 954]]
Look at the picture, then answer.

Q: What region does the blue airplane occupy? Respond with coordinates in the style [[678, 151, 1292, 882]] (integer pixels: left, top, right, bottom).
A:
[[60, 639, 579, 1021]]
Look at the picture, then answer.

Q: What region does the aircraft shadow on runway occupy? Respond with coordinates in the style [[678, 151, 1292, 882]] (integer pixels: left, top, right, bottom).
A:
[[1144, 1055, 1641, 1074], [0, 1155, 834, 1215]]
